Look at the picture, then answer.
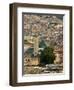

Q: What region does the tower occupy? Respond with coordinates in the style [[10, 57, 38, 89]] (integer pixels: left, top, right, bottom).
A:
[[34, 36, 39, 56]]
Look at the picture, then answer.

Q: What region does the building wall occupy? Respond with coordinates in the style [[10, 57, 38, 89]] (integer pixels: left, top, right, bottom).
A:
[[24, 57, 40, 66]]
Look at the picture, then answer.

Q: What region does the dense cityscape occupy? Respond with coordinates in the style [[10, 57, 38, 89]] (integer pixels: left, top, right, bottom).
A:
[[23, 14, 63, 75]]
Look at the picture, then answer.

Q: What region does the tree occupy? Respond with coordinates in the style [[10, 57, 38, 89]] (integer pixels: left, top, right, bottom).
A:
[[40, 47, 55, 65]]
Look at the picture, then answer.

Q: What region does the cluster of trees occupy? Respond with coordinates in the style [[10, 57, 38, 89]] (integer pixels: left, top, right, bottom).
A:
[[40, 47, 55, 65]]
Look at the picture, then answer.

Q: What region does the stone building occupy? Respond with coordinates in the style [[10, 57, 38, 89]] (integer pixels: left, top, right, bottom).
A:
[[24, 54, 40, 66], [24, 35, 40, 66], [54, 48, 63, 64]]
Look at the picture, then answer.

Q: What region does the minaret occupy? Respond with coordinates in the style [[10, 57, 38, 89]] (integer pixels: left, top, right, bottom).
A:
[[34, 36, 39, 56]]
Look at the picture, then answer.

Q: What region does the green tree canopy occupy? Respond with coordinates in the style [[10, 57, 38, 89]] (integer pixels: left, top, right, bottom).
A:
[[40, 47, 55, 65]]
